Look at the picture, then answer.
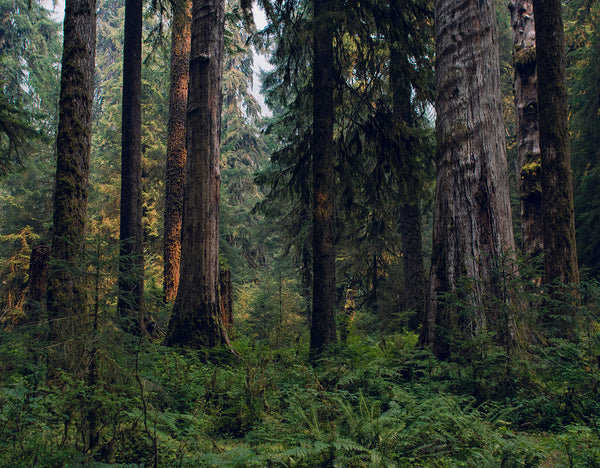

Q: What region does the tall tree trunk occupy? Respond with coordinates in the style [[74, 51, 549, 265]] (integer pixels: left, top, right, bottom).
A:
[[310, 0, 337, 358], [165, 0, 226, 348], [532, 0, 579, 290], [390, 39, 426, 329], [421, 0, 516, 359], [118, 0, 145, 332], [163, 0, 191, 303], [46, 0, 96, 342], [509, 0, 543, 258]]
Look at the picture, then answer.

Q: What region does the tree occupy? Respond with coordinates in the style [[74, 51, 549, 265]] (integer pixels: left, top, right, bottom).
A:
[[219, 4, 273, 282], [254, 0, 314, 323], [163, 0, 191, 303], [258, 0, 434, 335], [532, 0, 579, 290], [117, 0, 145, 331], [165, 0, 226, 347], [0, 96, 42, 173], [569, 1, 600, 279], [509, 0, 542, 258], [89, 0, 169, 251], [421, 0, 516, 358], [0, 0, 60, 210], [0, 0, 61, 131], [389, 0, 430, 328], [310, 0, 337, 357], [46, 0, 96, 339]]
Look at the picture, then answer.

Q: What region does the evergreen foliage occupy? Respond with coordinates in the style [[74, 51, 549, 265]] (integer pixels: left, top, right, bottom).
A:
[[567, 0, 600, 279], [256, 0, 435, 328], [1, 1, 600, 466], [0, 0, 60, 169], [0, 0, 60, 240]]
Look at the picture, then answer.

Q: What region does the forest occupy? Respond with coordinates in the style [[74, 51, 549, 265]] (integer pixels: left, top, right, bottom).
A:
[[1, 0, 600, 465]]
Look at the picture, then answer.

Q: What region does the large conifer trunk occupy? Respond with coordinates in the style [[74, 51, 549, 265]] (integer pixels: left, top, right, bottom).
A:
[[532, 0, 579, 289], [310, 0, 337, 357], [510, 0, 542, 257], [163, 0, 191, 303], [47, 0, 96, 335], [118, 0, 145, 330], [165, 0, 226, 347], [422, 0, 516, 358]]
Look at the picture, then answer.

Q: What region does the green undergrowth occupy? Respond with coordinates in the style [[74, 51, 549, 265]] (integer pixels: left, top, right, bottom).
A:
[[1, 276, 599, 467], [1, 319, 599, 467]]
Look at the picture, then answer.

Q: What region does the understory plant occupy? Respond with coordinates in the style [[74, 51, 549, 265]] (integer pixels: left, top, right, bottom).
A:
[[0, 277, 599, 467]]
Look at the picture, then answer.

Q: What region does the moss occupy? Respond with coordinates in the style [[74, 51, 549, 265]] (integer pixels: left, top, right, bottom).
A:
[[514, 46, 536, 71], [521, 154, 542, 196], [520, 156, 541, 177]]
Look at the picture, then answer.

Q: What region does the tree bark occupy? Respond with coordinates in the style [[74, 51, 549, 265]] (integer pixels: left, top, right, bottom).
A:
[[118, 0, 145, 332], [421, 0, 516, 358], [532, 0, 579, 289], [165, 0, 226, 348], [163, 0, 192, 303], [509, 0, 542, 258], [46, 0, 96, 338], [310, 0, 337, 358]]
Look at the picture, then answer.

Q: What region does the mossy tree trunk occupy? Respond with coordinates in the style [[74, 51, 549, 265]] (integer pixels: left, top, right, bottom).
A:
[[118, 0, 145, 332], [163, 0, 191, 303], [165, 0, 226, 348], [532, 0, 579, 292], [46, 0, 96, 341], [310, 0, 337, 358], [510, 0, 543, 258], [421, 0, 516, 359]]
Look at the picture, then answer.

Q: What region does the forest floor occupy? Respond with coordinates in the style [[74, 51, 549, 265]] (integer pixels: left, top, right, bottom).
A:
[[1, 327, 599, 467]]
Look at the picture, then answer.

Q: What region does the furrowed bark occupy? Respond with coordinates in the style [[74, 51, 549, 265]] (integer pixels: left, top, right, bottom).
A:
[[165, 0, 226, 348], [47, 0, 96, 345], [163, 0, 191, 303], [532, 0, 579, 289], [509, 0, 543, 258], [422, 0, 516, 358]]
